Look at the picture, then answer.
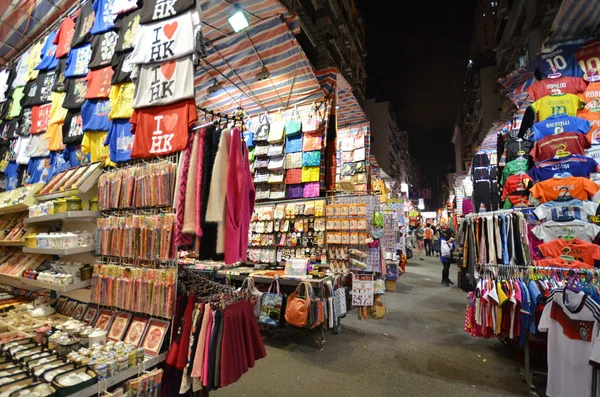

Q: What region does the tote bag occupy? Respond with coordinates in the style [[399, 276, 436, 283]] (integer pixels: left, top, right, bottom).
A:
[[258, 279, 284, 327]]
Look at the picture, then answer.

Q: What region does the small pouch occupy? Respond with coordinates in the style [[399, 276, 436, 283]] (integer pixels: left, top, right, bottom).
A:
[[268, 170, 285, 184], [254, 157, 269, 169], [254, 143, 269, 156], [270, 184, 286, 199], [303, 103, 321, 133], [353, 147, 365, 162], [302, 150, 321, 167], [286, 184, 304, 199], [303, 131, 322, 151], [267, 143, 284, 157], [341, 150, 354, 163], [256, 184, 270, 200], [285, 169, 302, 184], [286, 133, 303, 153], [340, 137, 354, 151], [268, 112, 285, 143], [301, 166, 320, 182], [254, 169, 270, 183], [285, 152, 302, 169], [268, 155, 284, 170], [303, 182, 320, 198], [254, 113, 269, 142], [284, 105, 302, 136]]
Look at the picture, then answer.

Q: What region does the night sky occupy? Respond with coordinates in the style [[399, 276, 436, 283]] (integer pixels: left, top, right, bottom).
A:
[[358, 0, 476, 207]]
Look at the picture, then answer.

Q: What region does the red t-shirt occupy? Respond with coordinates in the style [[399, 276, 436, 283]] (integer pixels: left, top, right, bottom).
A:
[[526, 76, 587, 101], [534, 257, 593, 269], [130, 99, 197, 158], [30, 103, 52, 134], [85, 66, 114, 99], [502, 174, 533, 200], [537, 238, 600, 266], [531, 132, 591, 162], [53, 16, 75, 59], [575, 40, 600, 80]]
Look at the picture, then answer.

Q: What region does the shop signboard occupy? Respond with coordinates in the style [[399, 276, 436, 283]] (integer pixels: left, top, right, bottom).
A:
[[409, 187, 431, 199]]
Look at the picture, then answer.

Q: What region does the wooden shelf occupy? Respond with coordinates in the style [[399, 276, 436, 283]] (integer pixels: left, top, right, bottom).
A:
[[0, 240, 25, 247], [24, 211, 101, 224], [0, 274, 91, 292], [22, 246, 95, 256]]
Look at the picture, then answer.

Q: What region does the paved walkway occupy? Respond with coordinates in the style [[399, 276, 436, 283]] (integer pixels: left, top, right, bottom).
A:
[[212, 256, 530, 396]]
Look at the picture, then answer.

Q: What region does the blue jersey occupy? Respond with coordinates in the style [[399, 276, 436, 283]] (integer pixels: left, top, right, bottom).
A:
[[529, 154, 599, 181], [529, 44, 584, 78], [531, 115, 591, 141]]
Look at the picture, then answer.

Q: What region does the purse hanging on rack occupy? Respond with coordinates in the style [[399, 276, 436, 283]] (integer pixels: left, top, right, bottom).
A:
[[303, 102, 321, 133], [267, 111, 285, 143], [284, 105, 302, 136], [258, 279, 284, 327], [285, 281, 313, 327], [254, 113, 270, 142]]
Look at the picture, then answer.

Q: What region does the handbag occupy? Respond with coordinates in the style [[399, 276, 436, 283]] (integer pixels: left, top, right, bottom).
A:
[[302, 151, 321, 167], [333, 276, 347, 318], [267, 112, 285, 143], [254, 143, 269, 156], [267, 143, 284, 157], [303, 182, 320, 198], [303, 103, 321, 133], [254, 157, 269, 169], [258, 279, 284, 327], [238, 278, 263, 318], [285, 134, 303, 153], [284, 106, 302, 136], [303, 131, 322, 151], [309, 297, 325, 329], [285, 281, 313, 328], [285, 169, 302, 184], [301, 166, 320, 183], [286, 184, 304, 199], [254, 113, 269, 142], [268, 156, 284, 170], [254, 169, 270, 183], [285, 152, 302, 169], [268, 170, 285, 184]]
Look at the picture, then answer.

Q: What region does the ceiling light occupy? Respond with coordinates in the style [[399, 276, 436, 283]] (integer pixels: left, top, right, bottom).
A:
[[228, 10, 249, 33], [256, 66, 271, 81], [207, 80, 222, 94]]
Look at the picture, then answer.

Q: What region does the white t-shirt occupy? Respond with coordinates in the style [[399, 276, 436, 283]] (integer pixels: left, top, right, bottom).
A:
[[129, 9, 201, 64], [463, 178, 474, 196], [11, 49, 31, 88], [534, 199, 599, 222], [15, 137, 31, 165], [0, 70, 10, 102], [532, 219, 600, 243], [131, 55, 195, 109], [540, 288, 600, 397], [111, 0, 138, 18]]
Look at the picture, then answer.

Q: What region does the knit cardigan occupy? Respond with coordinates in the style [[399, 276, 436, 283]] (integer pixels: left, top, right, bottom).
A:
[[205, 128, 231, 253]]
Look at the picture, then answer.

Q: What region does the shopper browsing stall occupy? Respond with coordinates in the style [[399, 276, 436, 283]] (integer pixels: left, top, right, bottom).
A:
[[440, 230, 455, 286]]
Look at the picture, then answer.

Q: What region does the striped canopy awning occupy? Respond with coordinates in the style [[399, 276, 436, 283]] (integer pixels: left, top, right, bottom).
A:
[[314, 68, 337, 97], [549, 0, 600, 45], [199, 0, 299, 42], [194, 16, 323, 116], [476, 123, 503, 154], [497, 67, 535, 92], [0, 0, 77, 63], [507, 75, 536, 107], [336, 72, 367, 127]]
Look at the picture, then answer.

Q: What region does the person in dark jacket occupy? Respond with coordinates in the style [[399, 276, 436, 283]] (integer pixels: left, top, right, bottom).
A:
[[440, 230, 455, 286]]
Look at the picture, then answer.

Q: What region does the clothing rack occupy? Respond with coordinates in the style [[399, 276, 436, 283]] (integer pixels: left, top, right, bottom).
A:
[[464, 207, 536, 218], [196, 106, 246, 122]]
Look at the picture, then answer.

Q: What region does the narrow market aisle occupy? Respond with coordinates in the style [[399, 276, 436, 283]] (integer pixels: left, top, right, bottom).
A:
[[213, 256, 530, 397]]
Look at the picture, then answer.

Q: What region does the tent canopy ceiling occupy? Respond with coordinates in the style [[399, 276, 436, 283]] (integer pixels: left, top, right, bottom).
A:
[[194, 16, 323, 116], [336, 72, 367, 127], [549, 0, 600, 45]]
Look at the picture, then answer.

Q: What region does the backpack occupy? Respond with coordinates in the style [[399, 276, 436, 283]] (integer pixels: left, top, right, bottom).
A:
[[441, 240, 452, 259], [424, 228, 433, 239]]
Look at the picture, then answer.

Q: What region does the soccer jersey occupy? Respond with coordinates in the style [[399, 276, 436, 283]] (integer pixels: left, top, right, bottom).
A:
[[501, 174, 532, 201], [531, 132, 590, 162], [531, 115, 590, 141], [534, 199, 599, 222], [580, 81, 600, 104], [531, 93, 585, 122], [501, 158, 529, 185], [532, 219, 600, 243], [538, 238, 600, 266], [528, 154, 599, 181], [527, 76, 587, 101], [530, 175, 600, 203], [539, 289, 600, 397], [529, 44, 584, 78], [575, 40, 600, 80]]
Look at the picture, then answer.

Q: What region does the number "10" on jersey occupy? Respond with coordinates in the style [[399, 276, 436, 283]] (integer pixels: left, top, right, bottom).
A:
[[551, 106, 567, 116]]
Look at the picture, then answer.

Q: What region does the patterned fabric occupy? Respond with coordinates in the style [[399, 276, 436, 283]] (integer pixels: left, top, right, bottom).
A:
[[175, 132, 195, 247]]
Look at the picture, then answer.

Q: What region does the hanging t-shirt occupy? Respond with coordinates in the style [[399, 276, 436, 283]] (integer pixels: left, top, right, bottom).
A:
[[139, 0, 195, 24], [52, 58, 68, 93], [20, 70, 56, 107], [62, 111, 84, 144], [30, 103, 52, 134], [529, 154, 599, 181], [62, 77, 88, 110], [110, 51, 133, 84], [529, 44, 585, 78], [82, 131, 111, 163], [53, 16, 75, 58], [114, 10, 141, 53], [505, 135, 534, 163], [531, 132, 590, 162], [538, 238, 600, 265], [47, 92, 68, 126], [16, 108, 32, 137], [24, 133, 50, 158], [4, 119, 19, 140], [11, 48, 31, 88], [4, 162, 20, 191], [112, 0, 138, 18], [531, 93, 585, 122], [575, 39, 600, 79], [105, 119, 133, 162], [85, 66, 114, 99], [6, 87, 24, 120], [532, 219, 600, 243], [501, 158, 529, 185], [540, 289, 600, 397], [581, 81, 600, 104], [27, 157, 51, 184], [46, 121, 65, 151], [501, 174, 532, 201], [89, 31, 119, 70], [530, 175, 600, 203], [534, 199, 599, 222], [129, 9, 200, 64], [91, 0, 116, 34], [531, 115, 590, 141], [108, 82, 134, 119], [15, 136, 30, 165], [0, 70, 10, 103], [34, 31, 58, 71], [578, 111, 600, 142], [129, 98, 197, 158], [71, 1, 95, 48], [131, 56, 195, 108], [65, 44, 92, 77], [81, 99, 112, 131], [25, 41, 43, 82], [526, 76, 587, 101]]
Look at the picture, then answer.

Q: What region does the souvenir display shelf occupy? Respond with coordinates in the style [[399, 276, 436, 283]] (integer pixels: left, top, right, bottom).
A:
[[34, 163, 103, 202], [0, 184, 44, 216], [0, 241, 25, 247], [0, 275, 91, 292], [22, 246, 96, 256], [24, 211, 102, 224]]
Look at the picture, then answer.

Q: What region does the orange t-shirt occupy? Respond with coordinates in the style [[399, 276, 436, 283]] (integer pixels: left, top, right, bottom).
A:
[[530, 176, 600, 203], [537, 238, 600, 266], [129, 99, 197, 159], [85, 66, 114, 99], [534, 257, 594, 269], [579, 111, 600, 144]]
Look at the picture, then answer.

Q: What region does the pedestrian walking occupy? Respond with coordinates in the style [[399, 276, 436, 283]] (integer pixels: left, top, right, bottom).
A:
[[414, 223, 425, 261], [424, 223, 433, 256], [440, 230, 456, 286]]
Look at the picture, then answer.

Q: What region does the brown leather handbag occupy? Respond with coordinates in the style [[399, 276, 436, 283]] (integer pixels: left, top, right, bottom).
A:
[[284, 281, 312, 328]]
